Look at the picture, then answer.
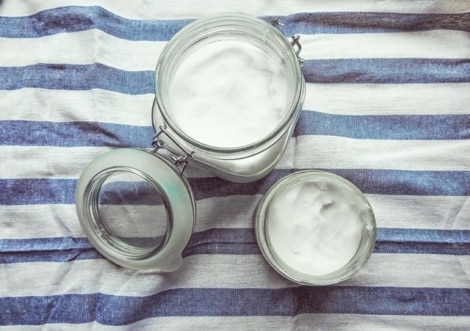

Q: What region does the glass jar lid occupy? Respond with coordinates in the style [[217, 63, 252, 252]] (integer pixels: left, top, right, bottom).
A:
[[75, 149, 195, 271]]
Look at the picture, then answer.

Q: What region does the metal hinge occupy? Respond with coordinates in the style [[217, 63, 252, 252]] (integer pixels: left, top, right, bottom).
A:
[[152, 126, 194, 173]]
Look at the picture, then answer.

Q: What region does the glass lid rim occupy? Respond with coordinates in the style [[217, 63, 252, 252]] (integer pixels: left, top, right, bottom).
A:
[[75, 148, 195, 271]]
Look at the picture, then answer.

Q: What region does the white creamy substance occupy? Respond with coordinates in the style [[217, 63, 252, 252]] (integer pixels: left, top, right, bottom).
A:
[[167, 40, 290, 148], [267, 180, 371, 276]]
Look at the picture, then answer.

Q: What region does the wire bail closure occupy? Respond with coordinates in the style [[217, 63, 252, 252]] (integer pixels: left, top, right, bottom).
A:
[[270, 18, 303, 65], [152, 126, 194, 173]]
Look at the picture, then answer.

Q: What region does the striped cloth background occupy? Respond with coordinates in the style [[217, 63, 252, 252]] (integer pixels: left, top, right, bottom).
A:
[[1, 0, 469, 329]]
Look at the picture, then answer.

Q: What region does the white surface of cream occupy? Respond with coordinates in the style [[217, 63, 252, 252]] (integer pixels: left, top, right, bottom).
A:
[[167, 40, 290, 148], [267, 180, 370, 276]]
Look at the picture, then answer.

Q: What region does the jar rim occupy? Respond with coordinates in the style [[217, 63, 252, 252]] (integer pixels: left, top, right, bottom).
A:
[[153, 13, 305, 154], [75, 148, 196, 271]]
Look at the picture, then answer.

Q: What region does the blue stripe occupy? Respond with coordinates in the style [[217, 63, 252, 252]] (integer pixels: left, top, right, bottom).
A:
[[0, 64, 154, 95], [0, 121, 154, 147], [0, 170, 468, 206], [1, 7, 468, 40], [327, 169, 469, 197], [0, 229, 468, 264], [0, 237, 100, 264], [302, 58, 470, 84], [375, 228, 470, 255], [0, 236, 91, 252], [277, 12, 470, 35], [2, 115, 468, 148], [0, 287, 468, 325], [1, 60, 468, 93], [0, 6, 190, 41], [0, 178, 77, 205], [296, 112, 470, 140], [0, 246, 99, 264]]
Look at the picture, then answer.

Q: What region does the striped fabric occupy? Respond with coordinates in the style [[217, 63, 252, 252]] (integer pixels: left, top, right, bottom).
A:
[[1, 0, 469, 329]]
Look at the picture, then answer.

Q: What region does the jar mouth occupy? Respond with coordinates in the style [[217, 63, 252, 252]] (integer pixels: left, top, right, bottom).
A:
[[255, 171, 377, 285], [83, 168, 170, 259], [153, 13, 304, 153]]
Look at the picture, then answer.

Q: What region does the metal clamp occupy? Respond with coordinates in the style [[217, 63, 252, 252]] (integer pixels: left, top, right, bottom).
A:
[[152, 126, 194, 173], [270, 18, 304, 65], [290, 35, 301, 56], [270, 17, 285, 28], [290, 35, 304, 65]]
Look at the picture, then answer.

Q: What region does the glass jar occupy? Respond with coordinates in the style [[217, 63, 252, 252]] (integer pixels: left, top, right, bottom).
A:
[[75, 13, 305, 271], [152, 13, 305, 182], [256, 171, 376, 285]]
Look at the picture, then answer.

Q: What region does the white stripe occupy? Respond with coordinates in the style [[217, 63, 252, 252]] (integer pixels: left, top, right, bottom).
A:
[[6, 315, 468, 331], [0, 89, 140, 123], [304, 83, 470, 115], [291, 314, 470, 331], [3, 83, 468, 126], [1, 0, 468, 17], [0, 257, 291, 297], [2, 315, 469, 331], [460, 255, 470, 283], [366, 195, 470, 230], [0, 146, 113, 180], [0, 254, 468, 298], [350, 254, 470, 288], [0, 195, 260, 240], [3, 29, 469, 71], [0, 147, 213, 180], [288, 136, 470, 171], [300, 30, 470, 60], [0, 89, 154, 125], [0, 205, 83, 239], [1, 137, 468, 180], [19, 318, 294, 331], [0, 31, 166, 72], [1, 195, 468, 240]]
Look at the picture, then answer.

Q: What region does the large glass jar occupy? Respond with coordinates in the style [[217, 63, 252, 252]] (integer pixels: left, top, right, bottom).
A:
[[152, 13, 305, 182]]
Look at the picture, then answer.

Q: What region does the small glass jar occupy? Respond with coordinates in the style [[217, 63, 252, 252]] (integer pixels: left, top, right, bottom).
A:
[[256, 171, 376, 285], [76, 13, 305, 271]]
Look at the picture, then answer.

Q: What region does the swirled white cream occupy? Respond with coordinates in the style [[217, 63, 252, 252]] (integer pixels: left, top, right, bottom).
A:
[[167, 40, 290, 148], [267, 179, 371, 276]]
